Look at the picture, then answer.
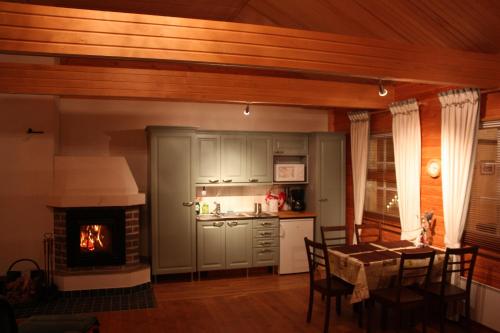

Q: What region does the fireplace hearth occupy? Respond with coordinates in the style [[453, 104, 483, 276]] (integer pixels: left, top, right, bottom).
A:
[[66, 208, 125, 267]]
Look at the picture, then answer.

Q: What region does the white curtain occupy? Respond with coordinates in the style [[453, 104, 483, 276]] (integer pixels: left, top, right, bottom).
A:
[[348, 111, 370, 244], [439, 89, 480, 248], [390, 99, 422, 241]]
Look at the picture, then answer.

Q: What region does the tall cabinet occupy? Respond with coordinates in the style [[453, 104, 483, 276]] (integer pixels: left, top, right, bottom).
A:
[[148, 127, 196, 276], [307, 133, 346, 241]]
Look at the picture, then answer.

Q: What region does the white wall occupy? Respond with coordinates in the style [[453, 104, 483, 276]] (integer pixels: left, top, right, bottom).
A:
[[458, 277, 500, 331], [0, 94, 58, 272]]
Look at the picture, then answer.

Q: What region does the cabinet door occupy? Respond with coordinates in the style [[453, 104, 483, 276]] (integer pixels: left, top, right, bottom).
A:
[[196, 134, 220, 184], [247, 135, 273, 183], [317, 135, 345, 240], [273, 135, 308, 155], [220, 135, 247, 183], [150, 130, 195, 275], [197, 221, 226, 271], [225, 220, 253, 269]]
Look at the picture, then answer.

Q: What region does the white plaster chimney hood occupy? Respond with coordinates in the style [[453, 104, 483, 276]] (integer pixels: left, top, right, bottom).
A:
[[48, 156, 145, 207]]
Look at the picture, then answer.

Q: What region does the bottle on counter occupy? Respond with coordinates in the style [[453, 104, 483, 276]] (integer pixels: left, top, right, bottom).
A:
[[201, 202, 209, 215], [195, 202, 200, 215]]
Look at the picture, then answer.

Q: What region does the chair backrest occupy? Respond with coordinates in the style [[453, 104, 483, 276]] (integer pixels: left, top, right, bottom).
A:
[[320, 225, 348, 248], [0, 296, 18, 333], [441, 246, 479, 295], [396, 251, 436, 302], [304, 237, 331, 287], [355, 222, 381, 244]]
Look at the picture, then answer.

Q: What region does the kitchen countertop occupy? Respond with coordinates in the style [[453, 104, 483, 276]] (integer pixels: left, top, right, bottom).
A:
[[278, 211, 316, 219], [196, 210, 316, 221]]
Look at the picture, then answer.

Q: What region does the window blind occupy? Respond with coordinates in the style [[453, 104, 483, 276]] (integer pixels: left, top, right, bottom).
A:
[[364, 134, 400, 225], [463, 125, 500, 251]]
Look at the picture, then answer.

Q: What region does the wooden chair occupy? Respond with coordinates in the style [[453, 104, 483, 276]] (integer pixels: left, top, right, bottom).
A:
[[426, 246, 479, 333], [320, 225, 348, 248], [367, 250, 436, 333], [304, 237, 353, 333], [354, 222, 381, 244]]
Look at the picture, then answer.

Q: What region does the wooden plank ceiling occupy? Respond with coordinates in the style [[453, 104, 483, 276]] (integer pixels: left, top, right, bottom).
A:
[[0, 0, 498, 108], [4, 0, 500, 54]]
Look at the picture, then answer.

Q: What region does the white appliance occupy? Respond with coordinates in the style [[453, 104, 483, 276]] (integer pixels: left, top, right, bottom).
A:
[[279, 218, 314, 274], [274, 163, 305, 182]]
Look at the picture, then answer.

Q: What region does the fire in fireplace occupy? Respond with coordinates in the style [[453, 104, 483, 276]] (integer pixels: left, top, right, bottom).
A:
[[66, 208, 126, 267]]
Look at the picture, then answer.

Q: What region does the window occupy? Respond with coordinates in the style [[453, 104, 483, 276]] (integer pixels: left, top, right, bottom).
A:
[[364, 134, 400, 224], [464, 124, 500, 251]]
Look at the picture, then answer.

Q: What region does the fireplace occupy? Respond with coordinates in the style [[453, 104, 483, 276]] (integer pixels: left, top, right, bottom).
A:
[[66, 208, 125, 267]]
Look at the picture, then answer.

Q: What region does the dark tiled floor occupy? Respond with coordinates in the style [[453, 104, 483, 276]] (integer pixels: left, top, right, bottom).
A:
[[13, 283, 156, 318]]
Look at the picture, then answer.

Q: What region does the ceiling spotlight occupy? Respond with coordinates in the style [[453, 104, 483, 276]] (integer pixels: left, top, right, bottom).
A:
[[378, 80, 388, 97], [243, 104, 251, 116]]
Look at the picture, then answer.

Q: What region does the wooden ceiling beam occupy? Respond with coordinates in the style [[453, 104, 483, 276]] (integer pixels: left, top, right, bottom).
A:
[[0, 2, 499, 88], [0, 62, 392, 109]]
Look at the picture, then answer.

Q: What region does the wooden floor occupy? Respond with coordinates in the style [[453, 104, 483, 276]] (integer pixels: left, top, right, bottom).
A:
[[97, 272, 494, 333]]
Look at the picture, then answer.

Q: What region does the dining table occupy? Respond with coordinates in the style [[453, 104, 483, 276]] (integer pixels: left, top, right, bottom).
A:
[[328, 240, 445, 303]]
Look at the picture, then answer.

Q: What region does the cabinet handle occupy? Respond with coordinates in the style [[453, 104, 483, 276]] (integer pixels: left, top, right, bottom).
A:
[[212, 221, 224, 227], [319, 198, 328, 202], [208, 179, 219, 183], [259, 241, 272, 246], [260, 232, 272, 236], [222, 179, 232, 183], [259, 249, 273, 254], [182, 201, 194, 207], [227, 221, 238, 227], [248, 178, 258, 183], [274, 150, 283, 154], [260, 222, 273, 226]]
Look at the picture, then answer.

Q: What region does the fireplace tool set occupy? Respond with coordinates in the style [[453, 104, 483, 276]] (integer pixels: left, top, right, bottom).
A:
[[43, 232, 58, 298]]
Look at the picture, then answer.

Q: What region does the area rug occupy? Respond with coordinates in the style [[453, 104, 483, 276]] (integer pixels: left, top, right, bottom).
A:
[[13, 283, 156, 318]]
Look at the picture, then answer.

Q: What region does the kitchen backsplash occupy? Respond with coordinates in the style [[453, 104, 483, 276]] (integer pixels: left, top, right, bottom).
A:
[[196, 185, 284, 213]]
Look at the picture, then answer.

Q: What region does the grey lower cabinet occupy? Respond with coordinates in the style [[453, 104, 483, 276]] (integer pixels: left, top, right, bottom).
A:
[[197, 219, 253, 272], [307, 133, 346, 241], [148, 127, 196, 276], [252, 219, 280, 266]]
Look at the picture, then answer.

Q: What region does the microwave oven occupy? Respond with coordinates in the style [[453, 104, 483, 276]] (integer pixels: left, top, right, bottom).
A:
[[274, 163, 306, 182]]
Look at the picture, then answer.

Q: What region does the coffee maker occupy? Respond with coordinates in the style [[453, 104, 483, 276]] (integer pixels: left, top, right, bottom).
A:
[[289, 188, 305, 211]]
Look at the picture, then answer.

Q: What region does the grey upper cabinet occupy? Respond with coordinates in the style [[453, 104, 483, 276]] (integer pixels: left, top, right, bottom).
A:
[[273, 134, 308, 155], [196, 134, 220, 184], [220, 135, 247, 183], [196, 132, 273, 184], [225, 220, 253, 269], [306, 133, 345, 241], [247, 135, 273, 183], [148, 127, 196, 275], [197, 221, 226, 271]]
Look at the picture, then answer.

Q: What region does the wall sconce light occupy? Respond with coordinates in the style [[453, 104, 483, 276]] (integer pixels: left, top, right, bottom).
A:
[[243, 104, 251, 116], [426, 159, 441, 178], [378, 80, 388, 97]]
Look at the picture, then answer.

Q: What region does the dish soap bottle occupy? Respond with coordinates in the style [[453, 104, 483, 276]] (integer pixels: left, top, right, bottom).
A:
[[201, 202, 209, 215], [195, 202, 200, 215]]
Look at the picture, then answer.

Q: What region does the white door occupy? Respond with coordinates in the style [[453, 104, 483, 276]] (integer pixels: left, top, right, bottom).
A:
[[279, 218, 314, 274]]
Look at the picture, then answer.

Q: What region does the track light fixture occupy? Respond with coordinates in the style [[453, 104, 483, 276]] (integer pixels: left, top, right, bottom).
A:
[[378, 80, 388, 97], [243, 104, 251, 116]]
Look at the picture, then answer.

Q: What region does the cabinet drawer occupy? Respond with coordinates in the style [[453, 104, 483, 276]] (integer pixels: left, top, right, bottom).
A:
[[252, 219, 279, 229], [253, 247, 279, 266], [253, 228, 279, 239], [253, 238, 279, 248]]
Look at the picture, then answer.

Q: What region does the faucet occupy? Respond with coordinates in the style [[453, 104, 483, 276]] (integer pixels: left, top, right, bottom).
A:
[[212, 201, 221, 216]]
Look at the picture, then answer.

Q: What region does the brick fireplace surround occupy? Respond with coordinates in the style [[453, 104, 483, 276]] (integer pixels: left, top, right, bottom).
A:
[[53, 206, 141, 271]]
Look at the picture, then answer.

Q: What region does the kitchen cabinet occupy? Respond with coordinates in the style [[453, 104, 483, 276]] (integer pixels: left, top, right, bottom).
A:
[[220, 135, 247, 183], [148, 127, 196, 276], [252, 218, 280, 267], [197, 219, 252, 272], [195, 134, 220, 184], [273, 134, 308, 155], [225, 220, 253, 269], [247, 135, 273, 183], [197, 221, 226, 271], [196, 132, 272, 184], [306, 133, 345, 241]]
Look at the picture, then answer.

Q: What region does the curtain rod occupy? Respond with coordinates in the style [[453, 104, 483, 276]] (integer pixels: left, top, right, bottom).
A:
[[368, 102, 427, 116], [481, 88, 500, 95]]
